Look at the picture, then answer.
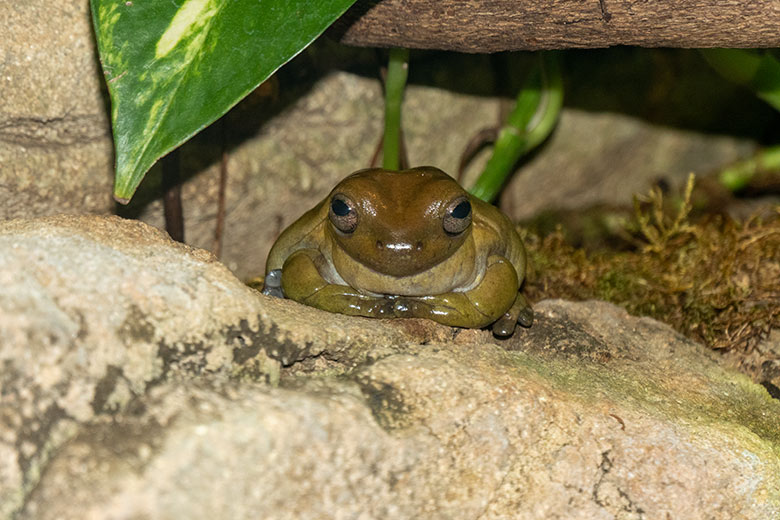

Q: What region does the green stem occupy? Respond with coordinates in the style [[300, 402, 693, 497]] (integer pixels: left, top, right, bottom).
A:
[[701, 49, 780, 191], [383, 48, 410, 171], [470, 52, 564, 202], [719, 144, 780, 191]]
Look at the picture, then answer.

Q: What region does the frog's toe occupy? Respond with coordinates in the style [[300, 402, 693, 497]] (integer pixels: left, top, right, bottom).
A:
[[261, 269, 285, 298], [491, 314, 517, 337], [517, 306, 534, 328], [491, 294, 533, 337], [514, 293, 534, 328]]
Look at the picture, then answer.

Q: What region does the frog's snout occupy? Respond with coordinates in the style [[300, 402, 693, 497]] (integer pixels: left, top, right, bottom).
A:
[[375, 240, 424, 252], [366, 238, 433, 277]]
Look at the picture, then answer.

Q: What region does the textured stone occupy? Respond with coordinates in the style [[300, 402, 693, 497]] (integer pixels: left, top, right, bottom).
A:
[[0, 0, 114, 219], [499, 109, 754, 221], [2, 215, 778, 519], [0, 215, 420, 518]]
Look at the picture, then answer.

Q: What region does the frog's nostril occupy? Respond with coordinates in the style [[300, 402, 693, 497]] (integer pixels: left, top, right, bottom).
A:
[[416, 241, 423, 251], [376, 240, 383, 250]]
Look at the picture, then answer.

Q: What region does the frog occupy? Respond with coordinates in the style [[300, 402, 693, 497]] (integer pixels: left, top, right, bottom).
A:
[[262, 166, 533, 336]]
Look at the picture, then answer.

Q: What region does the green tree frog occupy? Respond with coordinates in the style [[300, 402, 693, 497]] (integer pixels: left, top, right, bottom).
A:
[[263, 166, 532, 336]]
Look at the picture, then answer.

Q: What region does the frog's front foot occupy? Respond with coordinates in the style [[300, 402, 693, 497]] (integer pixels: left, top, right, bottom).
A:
[[261, 269, 285, 298]]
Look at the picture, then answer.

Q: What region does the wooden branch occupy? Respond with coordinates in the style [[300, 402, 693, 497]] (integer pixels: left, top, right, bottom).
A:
[[333, 1, 780, 52]]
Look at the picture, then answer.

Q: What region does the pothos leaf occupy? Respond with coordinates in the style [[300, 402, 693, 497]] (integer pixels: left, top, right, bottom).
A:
[[91, 0, 358, 202]]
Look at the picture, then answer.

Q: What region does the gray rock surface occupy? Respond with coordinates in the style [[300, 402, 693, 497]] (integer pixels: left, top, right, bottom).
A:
[[0, 1, 114, 219], [499, 110, 754, 220], [2, 215, 779, 519]]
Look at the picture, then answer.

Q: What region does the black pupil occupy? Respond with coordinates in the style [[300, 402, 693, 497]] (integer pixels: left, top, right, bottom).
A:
[[451, 200, 471, 219], [331, 198, 351, 216]]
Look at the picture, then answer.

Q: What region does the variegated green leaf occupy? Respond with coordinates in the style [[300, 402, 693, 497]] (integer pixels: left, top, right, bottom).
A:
[[91, 0, 358, 202]]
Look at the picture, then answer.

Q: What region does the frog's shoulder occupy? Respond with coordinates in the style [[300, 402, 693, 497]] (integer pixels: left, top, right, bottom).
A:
[[469, 196, 526, 273], [470, 197, 515, 239], [265, 198, 329, 273]]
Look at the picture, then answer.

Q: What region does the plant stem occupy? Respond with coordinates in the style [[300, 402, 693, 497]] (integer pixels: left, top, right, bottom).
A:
[[701, 50, 780, 192], [719, 145, 780, 191], [383, 48, 409, 171], [470, 52, 563, 203], [162, 149, 184, 243], [214, 119, 228, 259]]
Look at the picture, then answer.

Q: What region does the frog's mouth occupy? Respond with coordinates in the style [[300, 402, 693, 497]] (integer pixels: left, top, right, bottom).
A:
[[372, 239, 422, 276], [356, 236, 457, 277], [329, 220, 470, 279]]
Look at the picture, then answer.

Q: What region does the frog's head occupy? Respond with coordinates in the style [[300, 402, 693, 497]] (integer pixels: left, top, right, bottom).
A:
[[326, 167, 473, 277]]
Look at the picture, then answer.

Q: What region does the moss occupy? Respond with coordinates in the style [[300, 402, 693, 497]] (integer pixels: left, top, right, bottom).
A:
[[522, 181, 779, 359], [595, 269, 637, 302]]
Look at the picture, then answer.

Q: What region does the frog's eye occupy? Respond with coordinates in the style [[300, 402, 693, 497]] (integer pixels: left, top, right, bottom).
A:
[[329, 194, 358, 233], [443, 196, 472, 235]]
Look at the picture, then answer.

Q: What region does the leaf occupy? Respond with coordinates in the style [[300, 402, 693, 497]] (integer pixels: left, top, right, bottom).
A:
[[91, 0, 358, 202], [701, 49, 780, 113]]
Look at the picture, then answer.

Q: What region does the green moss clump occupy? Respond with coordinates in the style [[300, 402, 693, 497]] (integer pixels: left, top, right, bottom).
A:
[[523, 176, 779, 357]]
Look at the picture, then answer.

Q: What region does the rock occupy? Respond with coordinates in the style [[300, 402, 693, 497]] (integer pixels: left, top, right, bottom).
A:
[[0, 0, 114, 219], [722, 328, 780, 395], [2, 215, 778, 519], [0, 215, 421, 518], [499, 109, 753, 221]]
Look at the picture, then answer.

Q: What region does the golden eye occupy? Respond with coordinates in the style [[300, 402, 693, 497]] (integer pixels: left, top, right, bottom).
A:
[[329, 194, 358, 233], [443, 196, 472, 235]]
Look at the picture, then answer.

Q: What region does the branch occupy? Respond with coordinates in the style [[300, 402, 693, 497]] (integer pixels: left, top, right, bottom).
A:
[[334, 0, 780, 52]]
